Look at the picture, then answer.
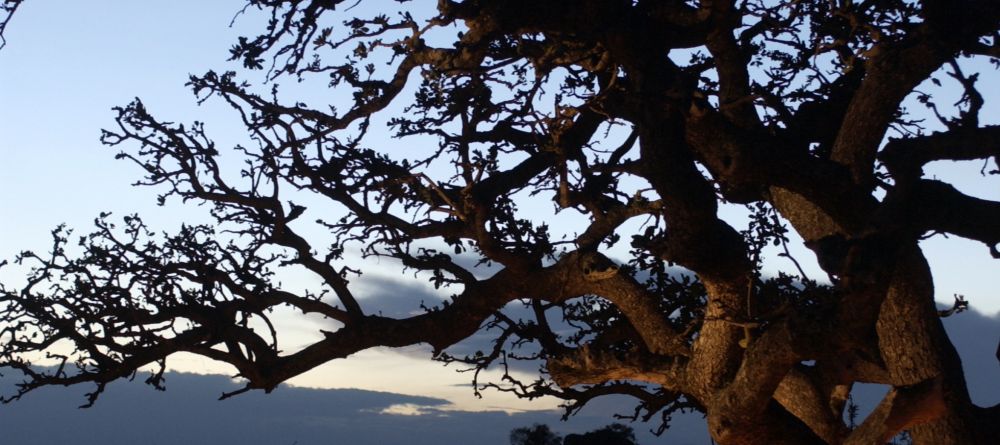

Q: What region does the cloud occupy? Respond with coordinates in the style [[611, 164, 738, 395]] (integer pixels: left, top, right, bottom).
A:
[[0, 370, 711, 445], [353, 273, 451, 318], [378, 403, 448, 416], [0, 371, 444, 445], [72, 261, 990, 445], [941, 308, 1000, 406]]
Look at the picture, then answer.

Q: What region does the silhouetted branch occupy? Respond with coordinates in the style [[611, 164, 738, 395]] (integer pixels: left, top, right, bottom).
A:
[[4, 1, 999, 442], [0, 0, 24, 50]]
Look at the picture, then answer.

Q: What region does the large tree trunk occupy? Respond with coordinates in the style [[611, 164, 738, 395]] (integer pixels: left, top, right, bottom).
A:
[[876, 246, 984, 444], [768, 191, 993, 444]]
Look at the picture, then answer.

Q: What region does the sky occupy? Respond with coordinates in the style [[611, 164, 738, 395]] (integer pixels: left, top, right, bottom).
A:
[[0, 1, 998, 444]]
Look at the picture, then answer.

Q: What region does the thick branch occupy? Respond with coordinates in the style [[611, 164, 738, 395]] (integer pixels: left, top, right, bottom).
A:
[[880, 126, 1000, 181], [900, 180, 1000, 257], [831, 1, 1000, 185], [547, 345, 686, 391]]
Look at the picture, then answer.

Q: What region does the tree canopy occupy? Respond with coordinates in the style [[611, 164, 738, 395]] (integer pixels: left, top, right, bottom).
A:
[[2, 1, 1000, 444], [564, 423, 640, 445], [510, 424, 564, 445], [511, 422, 639, 445]]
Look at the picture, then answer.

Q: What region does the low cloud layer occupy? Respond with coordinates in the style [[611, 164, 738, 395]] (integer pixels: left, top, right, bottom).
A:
[[0, 371, 711, 445], [1, 291, 993, 445]]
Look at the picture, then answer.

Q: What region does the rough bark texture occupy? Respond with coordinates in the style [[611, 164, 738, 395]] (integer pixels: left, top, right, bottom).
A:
[[2, 1, 1000, 444]]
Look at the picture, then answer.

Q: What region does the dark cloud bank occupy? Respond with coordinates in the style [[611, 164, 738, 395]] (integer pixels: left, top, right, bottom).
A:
[[0, 371, 710, 445], [1, 309, 995, 445]]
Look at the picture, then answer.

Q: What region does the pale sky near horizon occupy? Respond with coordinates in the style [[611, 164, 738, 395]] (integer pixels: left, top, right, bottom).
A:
[[1, 0, 999, 425]]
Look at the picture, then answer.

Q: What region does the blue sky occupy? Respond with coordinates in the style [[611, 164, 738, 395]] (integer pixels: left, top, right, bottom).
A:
[[1, 1, 999, 443]]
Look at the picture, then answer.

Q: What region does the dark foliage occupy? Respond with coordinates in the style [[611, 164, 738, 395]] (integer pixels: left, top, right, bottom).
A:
[[510, 423, 563, 445], [564, 423, 639, 445], [510, 422, 639, 445]]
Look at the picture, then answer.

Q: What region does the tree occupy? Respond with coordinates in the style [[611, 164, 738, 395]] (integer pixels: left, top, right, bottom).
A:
[[1, 1, 999, 444], [510, 422, 639, 445], [564, 423, 639, 445], [510, 424, 563, 445]]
